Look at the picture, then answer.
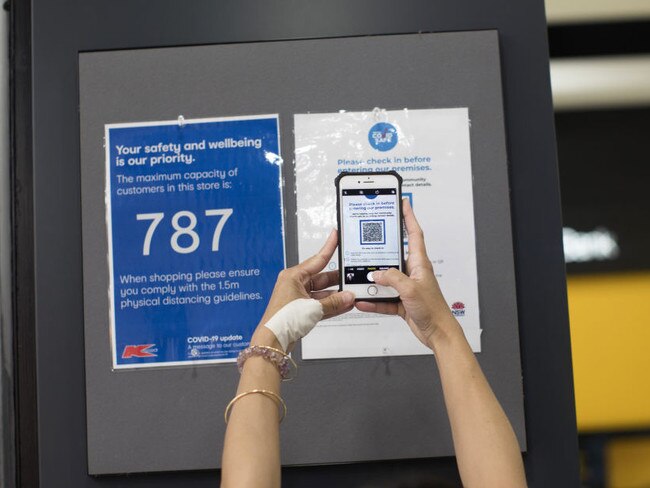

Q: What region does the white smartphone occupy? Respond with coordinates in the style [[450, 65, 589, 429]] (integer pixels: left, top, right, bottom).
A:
[[336, 171, 405, 301]]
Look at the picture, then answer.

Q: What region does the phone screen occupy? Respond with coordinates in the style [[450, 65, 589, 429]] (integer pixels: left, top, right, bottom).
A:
[[341, 188, 401, 285]]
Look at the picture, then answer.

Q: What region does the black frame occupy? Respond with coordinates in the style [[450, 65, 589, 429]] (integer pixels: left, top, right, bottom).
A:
[[12, 0, 580, 486], [10, 0, 38, 486]]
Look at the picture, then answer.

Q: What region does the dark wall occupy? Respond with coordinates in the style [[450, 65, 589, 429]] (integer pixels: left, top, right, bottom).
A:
[[549, 20, 650, 275], [557, 108, 650, 274], [13, 0, 579, 486]]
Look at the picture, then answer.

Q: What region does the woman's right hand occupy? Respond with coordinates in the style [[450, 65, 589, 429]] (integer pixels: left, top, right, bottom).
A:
[[355, 198, 458, 349], [360, 199, 528, 488]]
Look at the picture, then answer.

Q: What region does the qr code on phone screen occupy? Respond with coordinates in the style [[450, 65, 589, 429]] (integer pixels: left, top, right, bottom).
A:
[[360, 220, 385, 244]]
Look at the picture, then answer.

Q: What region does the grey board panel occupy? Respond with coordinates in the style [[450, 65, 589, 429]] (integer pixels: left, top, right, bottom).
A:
[[80, 30, 524, 474]]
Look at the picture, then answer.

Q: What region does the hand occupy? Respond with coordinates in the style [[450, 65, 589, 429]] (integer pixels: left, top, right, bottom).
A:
[[253, 229, 355, 351], [355, 198, 456, 349]]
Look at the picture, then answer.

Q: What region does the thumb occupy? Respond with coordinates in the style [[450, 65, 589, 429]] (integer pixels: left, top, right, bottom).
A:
[[371, 269, 414, 298], [319, 291, 355, 318]]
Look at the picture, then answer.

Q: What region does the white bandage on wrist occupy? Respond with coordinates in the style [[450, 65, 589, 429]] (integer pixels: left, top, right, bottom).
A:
[[263, 298, 324, 352]]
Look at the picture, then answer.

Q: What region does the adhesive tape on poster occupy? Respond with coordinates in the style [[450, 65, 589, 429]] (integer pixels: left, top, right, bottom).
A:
[[263, 299, 324, 351]]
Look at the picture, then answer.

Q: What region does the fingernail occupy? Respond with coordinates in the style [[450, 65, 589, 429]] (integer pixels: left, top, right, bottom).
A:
[[371, 271, 384, 281], [341, 291, 355, 304]]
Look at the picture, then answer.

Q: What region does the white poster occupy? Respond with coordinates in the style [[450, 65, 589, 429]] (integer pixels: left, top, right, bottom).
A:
[[295, 108, 482, 359]]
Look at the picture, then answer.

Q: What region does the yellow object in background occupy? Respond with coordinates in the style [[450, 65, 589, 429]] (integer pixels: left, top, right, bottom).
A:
[[568, 272, 650, 487], [568, 272, 650, 432], [607, 437, 650, 488]]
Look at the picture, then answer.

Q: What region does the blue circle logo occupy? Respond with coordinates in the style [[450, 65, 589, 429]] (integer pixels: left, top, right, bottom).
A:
[[368, 122, 398, 152]]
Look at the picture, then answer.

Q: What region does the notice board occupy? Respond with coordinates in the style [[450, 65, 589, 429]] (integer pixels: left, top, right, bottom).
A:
[[80, 30, 524, 474]]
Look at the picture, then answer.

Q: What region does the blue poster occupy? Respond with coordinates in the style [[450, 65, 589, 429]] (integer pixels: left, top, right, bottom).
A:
[[105, 115, 285, 368]]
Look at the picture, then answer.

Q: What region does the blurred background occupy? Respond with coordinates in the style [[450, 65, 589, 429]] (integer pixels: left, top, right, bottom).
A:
[[546, 1, 650, 487]]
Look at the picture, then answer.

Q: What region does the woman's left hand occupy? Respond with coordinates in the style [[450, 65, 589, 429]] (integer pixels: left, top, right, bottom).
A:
[[252, 229, 355, 351]]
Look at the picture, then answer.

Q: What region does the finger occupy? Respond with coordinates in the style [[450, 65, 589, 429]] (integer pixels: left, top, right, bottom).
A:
[[319, 291, 355, 318], [371, 268, 416, 299], [298, 229, 338, 275], [355, 300, 404, 318], [310, 290, 335, 300], [309, 270, 339, 292], [402, 198, 431, 269]]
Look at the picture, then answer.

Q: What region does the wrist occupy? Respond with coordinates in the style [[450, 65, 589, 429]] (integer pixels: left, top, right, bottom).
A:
[[251, 325, 283, 351], [238, 341, 285, 384], [426, 316, 464, 352]]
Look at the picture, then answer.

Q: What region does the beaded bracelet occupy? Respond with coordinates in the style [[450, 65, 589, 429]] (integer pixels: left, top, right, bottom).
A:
[[224, 389, 287, 423], [237, 345, 297, 381]]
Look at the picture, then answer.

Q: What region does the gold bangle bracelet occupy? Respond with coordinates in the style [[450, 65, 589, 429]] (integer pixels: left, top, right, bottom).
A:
[[224, 389, 287, 424]]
